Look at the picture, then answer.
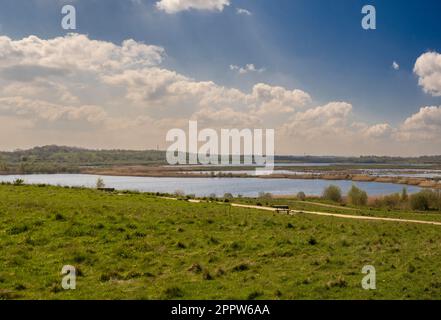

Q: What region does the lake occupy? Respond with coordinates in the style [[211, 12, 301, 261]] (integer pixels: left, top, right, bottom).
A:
[[0, 174, 421, 197]]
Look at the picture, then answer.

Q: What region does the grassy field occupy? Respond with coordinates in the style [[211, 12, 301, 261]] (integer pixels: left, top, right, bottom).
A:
[[1, 185, 441, 299]]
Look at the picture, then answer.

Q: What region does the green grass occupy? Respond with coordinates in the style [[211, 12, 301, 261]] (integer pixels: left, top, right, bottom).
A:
[[1, 185, 441, 299], [234, 197, 441, 222]]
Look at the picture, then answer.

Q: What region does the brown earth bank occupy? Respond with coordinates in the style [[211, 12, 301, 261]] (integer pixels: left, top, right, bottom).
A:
[[80, 166, 441, 190]]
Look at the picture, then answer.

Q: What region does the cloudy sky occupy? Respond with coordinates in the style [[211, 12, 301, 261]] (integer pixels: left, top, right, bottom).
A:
[[0, 0, 440, 155]]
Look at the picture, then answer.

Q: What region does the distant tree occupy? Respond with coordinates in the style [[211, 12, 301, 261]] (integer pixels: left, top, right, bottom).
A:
[[322, 185, 342, 203], [347, 185, 368, 206], [258, 192, 273, 199], [410, 189, 440, 211], [223, 193, 234, 200], [174, 189, 185, 197], [401, 187, 408, 202], [0, 161, 7, 172], [96, 177, 105, 189], [410, 191, 431, 211], [382, 193, 401, 209], [297, 191, 306, 201]]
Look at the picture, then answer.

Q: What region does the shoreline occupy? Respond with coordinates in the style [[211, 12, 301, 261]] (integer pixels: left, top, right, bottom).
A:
[[80, 167, 441, 189], [2, 167, 440, 190]]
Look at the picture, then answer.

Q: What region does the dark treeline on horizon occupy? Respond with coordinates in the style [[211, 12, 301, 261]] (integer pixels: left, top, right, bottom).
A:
[[1, 145, 441, 175]]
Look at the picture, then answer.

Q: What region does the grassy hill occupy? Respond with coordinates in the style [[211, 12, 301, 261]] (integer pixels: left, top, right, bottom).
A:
[[1, 184, 441, 299]]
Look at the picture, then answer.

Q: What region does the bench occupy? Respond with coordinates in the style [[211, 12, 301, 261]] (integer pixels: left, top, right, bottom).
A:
[[271, 205, 290, 214]]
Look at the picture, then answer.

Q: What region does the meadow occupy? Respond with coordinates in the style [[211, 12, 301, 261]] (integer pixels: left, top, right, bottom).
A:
[[1, 184, 441, 300]]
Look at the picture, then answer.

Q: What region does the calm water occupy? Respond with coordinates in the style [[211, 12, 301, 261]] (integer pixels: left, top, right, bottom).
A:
[[191, 169, 441, 178], [0, 174, 421, 197]]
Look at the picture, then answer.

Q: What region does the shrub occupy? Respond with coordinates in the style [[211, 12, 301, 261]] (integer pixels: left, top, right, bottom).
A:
[[258, 192, 273, 199], [322, 185, 342, 203], [223, 193, 234, 200], [347, 185, 368, 206], [401, 187, 409, 202], [297, 191, 306, 201], [375, 193, 401, 209], [410, 190, 439, 211], [96, 178, 105, 189], [13, 179, 25, 186]]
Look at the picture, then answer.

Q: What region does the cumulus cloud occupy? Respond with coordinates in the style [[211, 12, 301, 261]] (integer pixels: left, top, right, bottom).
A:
[[0, 33, 439, 155], [363, 123, 393, 139], [396, 106, 441, 141], [230, 64, 265, 75], [0, 34, 164, 78], [156, 0, 230, 13], [281, 102, 353, 139], [0, 96, 107, 124], [192, 107, 261, 127], [392, 61, 399, 70], [0, 34, 315, 150], [414, 51, 441, 96], [236, 8, 252, 16]]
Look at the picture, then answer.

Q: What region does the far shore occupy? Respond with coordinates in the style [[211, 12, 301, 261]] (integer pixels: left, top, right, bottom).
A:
[[78, 166, 441, 190], [1, 165, 440, 190]]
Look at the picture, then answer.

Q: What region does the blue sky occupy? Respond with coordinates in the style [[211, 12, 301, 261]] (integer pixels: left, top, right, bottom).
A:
[[0, 0, 440, 155]]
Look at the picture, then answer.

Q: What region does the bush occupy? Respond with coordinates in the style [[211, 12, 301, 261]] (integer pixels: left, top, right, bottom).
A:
[[96, 177, 105, 189], [297, 192, 306, 201], [401, 187, 409, 202], [347, 185, 368, 206], [223, 193, 233, 200], [174, 190, 185, 197], [13, 178, 25, 186], [322, 185, 342, 203], [410, 192, 430, 211], [374, 193, 401, 209], [410, 190, 440, 211], [258, 192, 273, 199]]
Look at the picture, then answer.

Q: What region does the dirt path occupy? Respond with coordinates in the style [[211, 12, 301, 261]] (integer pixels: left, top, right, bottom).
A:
[[231, 203, 441, 227], [157, 197, 441, 227], [289, 200, 361, 211]]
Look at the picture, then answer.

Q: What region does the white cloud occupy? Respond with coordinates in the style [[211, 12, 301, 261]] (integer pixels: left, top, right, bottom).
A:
[[282, 102, 353, 138], [156, 0, 230, 13], [414, 51, 441, 96], [230, 64, 265, 75], [236, 8, 252, 16], [192, 107, 261, 127], [0, 34, 440, 155], [396, 106, 441, 141], [0, 96, 107, 124], [363, 123, 393, 139], [0, 34, 164, 74], [392, 61, 399, 70]]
